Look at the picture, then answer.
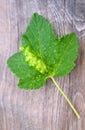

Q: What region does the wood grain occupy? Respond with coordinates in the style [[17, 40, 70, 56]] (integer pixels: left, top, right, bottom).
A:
[[0, 0, 85, 130]]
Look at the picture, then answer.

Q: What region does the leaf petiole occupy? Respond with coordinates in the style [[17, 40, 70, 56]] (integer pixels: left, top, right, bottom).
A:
[[50, 76, 80, 119]]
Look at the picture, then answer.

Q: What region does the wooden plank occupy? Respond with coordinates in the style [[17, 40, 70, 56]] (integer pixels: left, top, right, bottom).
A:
[[0, 0, 85, 129]]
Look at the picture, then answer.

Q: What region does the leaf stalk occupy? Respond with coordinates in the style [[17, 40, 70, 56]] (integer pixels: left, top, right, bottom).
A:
[[50, 76, 80, 119]]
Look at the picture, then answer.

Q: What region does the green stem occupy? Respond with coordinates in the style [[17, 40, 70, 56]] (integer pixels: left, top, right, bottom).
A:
[[50, 76, 80, 119]]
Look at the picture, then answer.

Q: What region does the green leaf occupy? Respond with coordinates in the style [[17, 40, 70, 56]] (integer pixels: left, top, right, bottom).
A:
[[7, 13, 79, 89]]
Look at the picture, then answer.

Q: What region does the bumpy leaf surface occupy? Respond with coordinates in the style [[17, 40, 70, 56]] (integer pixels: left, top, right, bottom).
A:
[[7, 52, 47, 89], [7, 13, 79, 89]]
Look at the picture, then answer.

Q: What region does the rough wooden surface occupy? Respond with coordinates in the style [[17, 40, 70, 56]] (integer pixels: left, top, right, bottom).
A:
[[0, 0, 85, 130]]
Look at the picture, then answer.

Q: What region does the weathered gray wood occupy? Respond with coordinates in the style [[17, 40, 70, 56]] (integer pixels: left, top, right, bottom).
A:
[[0, 0, 85, 130]]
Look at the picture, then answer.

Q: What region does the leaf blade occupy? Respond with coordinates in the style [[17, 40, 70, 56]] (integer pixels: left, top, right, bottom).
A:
[[7, 52, 47, 89], [18, 75, 46, 89], [54, 33, 79, 76], [21, 13, 58, 67]]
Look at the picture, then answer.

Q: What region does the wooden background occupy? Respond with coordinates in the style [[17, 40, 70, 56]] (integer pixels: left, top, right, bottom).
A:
[[0, 0, 85, 130]]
